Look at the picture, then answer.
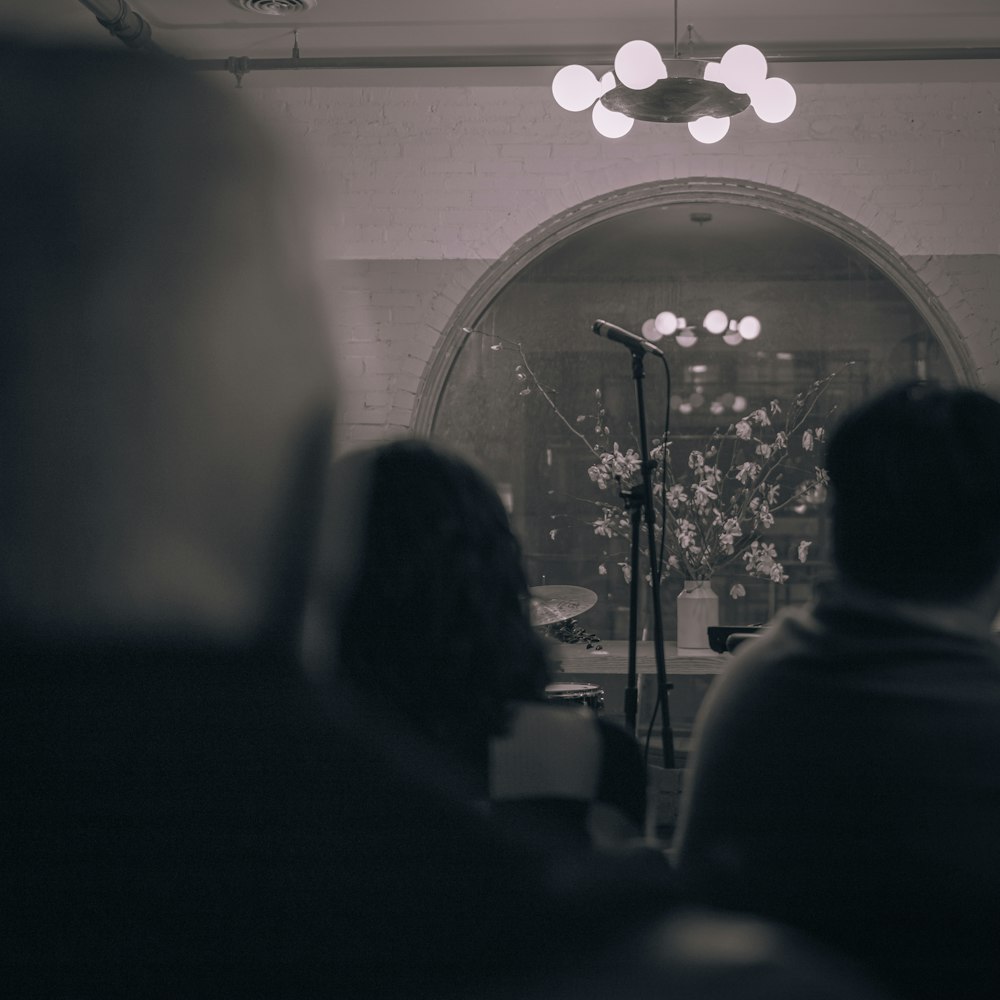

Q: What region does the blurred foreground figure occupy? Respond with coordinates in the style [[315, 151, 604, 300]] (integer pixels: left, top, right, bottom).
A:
[[676, 382, 1000, 1000], [0, 35, 337, 996]]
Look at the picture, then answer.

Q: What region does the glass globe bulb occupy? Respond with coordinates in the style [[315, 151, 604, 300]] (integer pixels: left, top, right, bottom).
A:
[[641, 318, 664, 342], [654, 311, 678, 336], [723, 330, 743, 346], [749, 76, 797, 124], [703, 309, 728, 334], [688, 115, 730, 144], [738, 315, 762, 340], [592, 101, 634, 138], [703, 62, 724, 83], [599, 71, 616, 95], [675, 330, 698, 348], [552, 64, 601, 112], [719, 44, 768, 95], [732, 395, 748, 413], [614, 39, 667, 90]]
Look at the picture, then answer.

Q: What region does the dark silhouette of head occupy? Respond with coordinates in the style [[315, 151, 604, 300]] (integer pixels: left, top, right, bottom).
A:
[[0, 38, 336, 649], [327, 439, 551, 770], [826, 381, 1000, 603]]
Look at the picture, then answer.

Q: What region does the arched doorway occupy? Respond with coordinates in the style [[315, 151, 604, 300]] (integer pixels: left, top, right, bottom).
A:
[[415, 180, 968, 639]]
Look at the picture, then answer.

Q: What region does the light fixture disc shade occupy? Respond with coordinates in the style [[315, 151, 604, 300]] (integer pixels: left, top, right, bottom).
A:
[[614, 39, 667, 91], [591, 101, 634, 138], [654, 311, 678, 335], [750, 76, 797, 123], [688, 115, 730, 144], [703, 309, 728, 334], [719, 44, 768, 95], [738, 315, 762, 340], [600, 60, 749, 123], [552, 64, 601, 112]]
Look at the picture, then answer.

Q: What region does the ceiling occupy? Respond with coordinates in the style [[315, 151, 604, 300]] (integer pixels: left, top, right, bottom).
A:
[[5, 1, 996, 284], [6, 0, 1000, 87]]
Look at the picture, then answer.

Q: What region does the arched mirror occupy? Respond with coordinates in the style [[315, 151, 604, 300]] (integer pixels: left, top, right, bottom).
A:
[[427, 199, 960, 640]]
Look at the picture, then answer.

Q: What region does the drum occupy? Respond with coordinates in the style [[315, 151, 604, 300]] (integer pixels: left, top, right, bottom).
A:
[[544, 681, 605, 712]]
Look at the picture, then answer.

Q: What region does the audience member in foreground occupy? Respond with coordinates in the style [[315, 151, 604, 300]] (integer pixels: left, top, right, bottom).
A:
[[313, 438, 650, 846], [675, 381, 1000, 1000], [321, 439, 552, 794], [0, 35, 336, 997]]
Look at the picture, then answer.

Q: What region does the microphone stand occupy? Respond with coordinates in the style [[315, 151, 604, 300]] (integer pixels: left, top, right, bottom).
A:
[[623, 348, 676, 769]]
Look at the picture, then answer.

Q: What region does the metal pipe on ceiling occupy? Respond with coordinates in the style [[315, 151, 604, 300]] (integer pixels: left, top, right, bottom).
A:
[[74, 2, 1000, 73], [77, 0, 157, 53], [181, 46, 1000, 75]]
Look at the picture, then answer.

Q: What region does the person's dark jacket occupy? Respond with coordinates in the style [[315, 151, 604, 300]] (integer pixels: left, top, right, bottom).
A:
[[675, 581, 1000, 1000]]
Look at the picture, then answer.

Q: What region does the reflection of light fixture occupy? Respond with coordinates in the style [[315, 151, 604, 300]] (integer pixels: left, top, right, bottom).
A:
[[639, 211, 763, 348], [642, 309, 763, 348], [551, 0, 796, 142]]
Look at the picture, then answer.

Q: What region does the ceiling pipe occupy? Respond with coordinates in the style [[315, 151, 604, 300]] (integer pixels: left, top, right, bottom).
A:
[[181, 46, 1000, 78], [73, 3, 999, 77], [77, 0, 157, 53]]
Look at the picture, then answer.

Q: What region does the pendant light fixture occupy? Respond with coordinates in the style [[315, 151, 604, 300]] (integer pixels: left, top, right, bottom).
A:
[[551, 1, 796, 142]]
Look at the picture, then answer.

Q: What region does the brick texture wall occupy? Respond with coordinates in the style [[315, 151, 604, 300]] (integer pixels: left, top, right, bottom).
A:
[[247, 81, 1000, 446]]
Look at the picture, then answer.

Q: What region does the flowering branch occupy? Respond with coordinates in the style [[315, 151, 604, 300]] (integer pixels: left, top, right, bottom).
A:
[[511, 339, 851, 598]]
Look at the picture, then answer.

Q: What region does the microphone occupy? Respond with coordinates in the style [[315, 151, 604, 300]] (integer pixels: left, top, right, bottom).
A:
[[592, 319, 664, 357]]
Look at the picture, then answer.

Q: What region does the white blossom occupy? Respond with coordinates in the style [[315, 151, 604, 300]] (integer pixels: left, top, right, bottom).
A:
[[665, 484, 688, 509]]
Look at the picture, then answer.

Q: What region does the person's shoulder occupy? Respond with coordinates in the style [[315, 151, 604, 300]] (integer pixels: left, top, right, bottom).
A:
[[719, 605, 818, 681]]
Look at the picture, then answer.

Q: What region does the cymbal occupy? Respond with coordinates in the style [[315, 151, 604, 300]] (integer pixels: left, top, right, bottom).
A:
[[529, 585, 598, 627]]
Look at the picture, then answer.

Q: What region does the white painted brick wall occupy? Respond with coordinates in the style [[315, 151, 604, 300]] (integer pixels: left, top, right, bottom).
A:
[[249, 81, 1000, 443]]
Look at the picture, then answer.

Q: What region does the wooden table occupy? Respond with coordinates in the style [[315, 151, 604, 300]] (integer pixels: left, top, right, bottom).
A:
[[548, 639, 727, 761]]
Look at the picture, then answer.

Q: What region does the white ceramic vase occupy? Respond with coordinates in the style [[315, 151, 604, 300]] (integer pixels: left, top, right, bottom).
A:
[[676, 579, 720, 651]]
